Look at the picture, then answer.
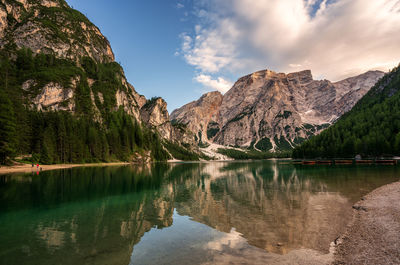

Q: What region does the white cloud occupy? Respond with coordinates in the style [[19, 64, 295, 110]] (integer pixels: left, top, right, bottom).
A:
[[180, 0, 400, 81], [180, 33, 192, 53], [176, 3, 184, 9], [194, 74, 233, 93], [180, 18, 240, 73]]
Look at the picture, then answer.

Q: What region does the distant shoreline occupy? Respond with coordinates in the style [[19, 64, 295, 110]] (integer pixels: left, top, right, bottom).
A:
[[2, 158, 398, 175], [0, 162, 130, 175]]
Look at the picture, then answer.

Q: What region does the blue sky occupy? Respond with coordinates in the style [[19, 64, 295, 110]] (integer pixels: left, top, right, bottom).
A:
[[65, 0, 400, 112], [66, 0, 203, 112]]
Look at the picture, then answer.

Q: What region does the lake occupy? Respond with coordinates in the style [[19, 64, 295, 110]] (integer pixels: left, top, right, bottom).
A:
[[0, 161, 399, 265]]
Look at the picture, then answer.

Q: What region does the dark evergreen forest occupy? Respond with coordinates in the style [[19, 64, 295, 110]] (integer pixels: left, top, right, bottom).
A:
[[0, 48, 169, 164], [293, 65, 400, 159]]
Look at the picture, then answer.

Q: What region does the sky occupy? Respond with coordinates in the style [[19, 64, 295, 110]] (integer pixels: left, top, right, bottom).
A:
[[65, 0, 400, 112]]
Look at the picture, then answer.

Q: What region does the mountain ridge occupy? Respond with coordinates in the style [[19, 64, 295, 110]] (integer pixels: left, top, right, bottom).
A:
[[0, 0, 199, 164], [171, 68, 384, 151], [293, 65, 400, 158]]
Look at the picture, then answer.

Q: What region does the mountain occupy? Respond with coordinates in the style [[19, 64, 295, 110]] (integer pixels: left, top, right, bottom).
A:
[[293, 65, 400, 159], [0, 0, 197, 164], [0, 0, 145, 120], [170, 91, 223, 145], [171, 69, 384, 151]]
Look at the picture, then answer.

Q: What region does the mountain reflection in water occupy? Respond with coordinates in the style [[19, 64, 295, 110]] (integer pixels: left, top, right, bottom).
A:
[[0, 161, 399, 265]]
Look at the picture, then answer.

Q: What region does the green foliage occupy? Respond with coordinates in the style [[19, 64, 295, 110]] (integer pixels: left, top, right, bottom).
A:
[[274, 136, 292, 151], [198, 141, 210, 148], [12, 48, 84, 94], [276, 110, 292, 119], [206, 121, 220, 139], [0, 89, 17, 164], [255, 137, 273, 151], [164, 141, 200, 161], [217, 148, 291, 160], [15, 109, 171, 164], [141, 126, 170, 161], [303, 124, 314, 130], [142, 97, 161, 109], [171, 120, 188, 134], [293, 137, 306, 145], [316, 123, 330, 131], [293, 65, 400, 158], [0, 47, 169, 164], [81, 56, 97, 79], [30, 3, 109, 53], [227, 107, 254, 124]]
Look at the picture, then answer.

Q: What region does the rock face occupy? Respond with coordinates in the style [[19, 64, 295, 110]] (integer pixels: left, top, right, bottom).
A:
[[0, 0, 167, 130], [171, 69, 384, 151], [141, 98, 197, 145], [33, 82, 74, 111], [0, 0, 114, 62], [332, 71, 385, 117], [140, 98, 173, 140], [171, 91, 223, 144]]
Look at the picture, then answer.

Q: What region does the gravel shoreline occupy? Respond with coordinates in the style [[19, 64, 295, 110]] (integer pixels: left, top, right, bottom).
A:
[[0, 162, 130, 174], [333, 181, 400, 265]]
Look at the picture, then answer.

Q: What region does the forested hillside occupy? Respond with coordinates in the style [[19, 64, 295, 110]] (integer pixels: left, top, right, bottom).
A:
[[0, 0, 211, 165], [0, 49, 169, 164], [293, 65, 400, 159]]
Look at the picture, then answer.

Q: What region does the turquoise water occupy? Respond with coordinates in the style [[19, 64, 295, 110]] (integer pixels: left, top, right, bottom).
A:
[[0, 161, 399, 265]]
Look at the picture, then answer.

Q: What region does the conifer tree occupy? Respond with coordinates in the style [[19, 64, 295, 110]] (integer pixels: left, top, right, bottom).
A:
[[0, 90, 16, 164]]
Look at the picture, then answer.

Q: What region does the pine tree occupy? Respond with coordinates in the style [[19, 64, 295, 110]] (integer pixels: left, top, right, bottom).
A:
[[39, 143, 52, 164], [0, 90, 16, 164]]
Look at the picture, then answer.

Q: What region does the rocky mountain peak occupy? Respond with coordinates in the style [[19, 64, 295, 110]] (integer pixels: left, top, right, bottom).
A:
[[171, 91, 223, 144], [287, 70, 313, 84], [0, 0, 115, 62], [0, 0, 164, 133], [171, 68, 384, 151], [196, 91, 222, 105], [140, 97, 172, 140]]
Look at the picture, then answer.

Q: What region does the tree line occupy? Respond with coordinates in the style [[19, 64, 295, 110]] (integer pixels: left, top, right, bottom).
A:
[[293, 65, 400, 159], [0, 48, 169, 164]]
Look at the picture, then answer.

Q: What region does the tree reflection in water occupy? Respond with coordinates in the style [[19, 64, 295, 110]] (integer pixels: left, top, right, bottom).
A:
[[0, 161, 398, 265]]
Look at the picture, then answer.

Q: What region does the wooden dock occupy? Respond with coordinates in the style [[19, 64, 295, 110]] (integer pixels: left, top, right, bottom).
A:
[[292, 159, 398, 166], [317, 160, 333, 165], [302, 161, 316, 165], [375, 160, 397, 165], [334, 160, 354, 165], [356, 160, 374, 164]]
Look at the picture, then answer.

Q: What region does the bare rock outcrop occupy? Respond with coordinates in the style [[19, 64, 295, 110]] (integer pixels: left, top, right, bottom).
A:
[[171, 69, 384, 150], [140, 97, 197, 145], [171, 91, 223, 144], [2, 0, 157, 131], [0, 0, 114, 62], [140, 98, 173, 140], [33, 82, 74, 111]]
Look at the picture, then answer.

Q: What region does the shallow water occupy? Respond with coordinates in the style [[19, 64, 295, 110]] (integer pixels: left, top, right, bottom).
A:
[[0, 161, 399, 265]]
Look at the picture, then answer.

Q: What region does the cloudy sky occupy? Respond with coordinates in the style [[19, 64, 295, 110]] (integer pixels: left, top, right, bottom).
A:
[[66, 0, 400, 111]]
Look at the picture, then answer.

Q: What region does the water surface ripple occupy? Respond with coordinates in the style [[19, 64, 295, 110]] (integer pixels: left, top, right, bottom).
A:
[[0, 161, 399, 264]]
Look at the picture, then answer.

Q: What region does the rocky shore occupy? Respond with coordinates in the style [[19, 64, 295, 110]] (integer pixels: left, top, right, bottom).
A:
[[333, 181, 400, 265], [0, 162, 130, 175]]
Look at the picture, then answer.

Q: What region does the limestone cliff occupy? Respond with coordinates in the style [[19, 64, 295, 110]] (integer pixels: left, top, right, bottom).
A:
[[0, 0, 114, 62], [170, 91, 223, 144], [141, 97, 196, 146], [140, 97, 172, 140], [171, 69, 384, 151], [0, 0, 153, 124]]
